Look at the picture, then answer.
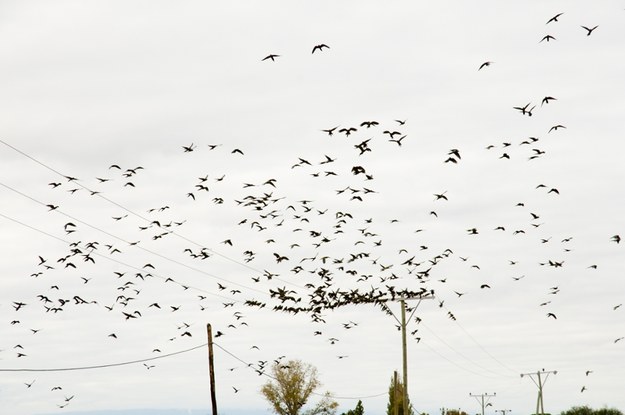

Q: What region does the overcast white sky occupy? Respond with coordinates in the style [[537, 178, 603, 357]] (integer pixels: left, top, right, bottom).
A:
[[1, 1, 624, 415]]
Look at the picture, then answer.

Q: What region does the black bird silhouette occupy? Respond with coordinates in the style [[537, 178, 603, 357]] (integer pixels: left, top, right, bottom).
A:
[[548, 124, 566, 133], [389, 135, 406, 146], [360, 120, 379, 128], [339, 127, 357, 137], [581, 25, 598, 36], [312, 44, 330, 54], [383, 130, 401, 138], [540, 35, 556, 43], [262, 54, 280, 61], [513, 103, 533, 115], [322, 126, 339, 136], [546, 13, 563, 24], [542, 96, 557, 105], [478, 61, 493, 71]]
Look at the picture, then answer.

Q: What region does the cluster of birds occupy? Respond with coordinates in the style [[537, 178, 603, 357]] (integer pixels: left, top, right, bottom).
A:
[[2, 7, 623, 413], [540, 12, 598, 42]]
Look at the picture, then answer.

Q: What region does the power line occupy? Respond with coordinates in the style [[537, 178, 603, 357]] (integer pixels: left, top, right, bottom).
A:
[[419, 320, 512, 379], [431, 294, 519, 377], [0, 179, 271, 297], [0, 138, 307, 290], [418, 338, 502, 379], [212, 342, 387, 400], [0, 343, 207, 372], [0, 210, 242, 302]]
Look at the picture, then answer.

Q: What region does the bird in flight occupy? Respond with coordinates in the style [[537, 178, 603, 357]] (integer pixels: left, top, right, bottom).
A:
[[548, 124, 566, 133], [478, 61, 493, 71], [262, 54, 280, 61], [541, 96, 557, 105], [322, 126, 339, 136], [540, 35, 556, 43], [360, 120, 379, 128], [581, 25, 598, 36], [513, 102, 534, 116], [312, 44, 330, 54], [546, 13, 563, 24], [339, 127, 357, 137]]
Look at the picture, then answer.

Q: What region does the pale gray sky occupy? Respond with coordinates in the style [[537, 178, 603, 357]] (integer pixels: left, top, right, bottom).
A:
[[1, 1, 624, 415]]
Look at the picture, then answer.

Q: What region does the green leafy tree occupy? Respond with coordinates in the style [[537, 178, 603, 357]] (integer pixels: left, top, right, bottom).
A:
[[594, 408, 624, 415], [341, 400, 364, 415], [386, 375, 414, 415], [561, 407, 622, 415], [261, 359, 339, 415]]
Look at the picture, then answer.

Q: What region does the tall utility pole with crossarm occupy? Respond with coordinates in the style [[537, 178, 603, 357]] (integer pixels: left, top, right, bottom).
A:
[[520, 369, 557, 415], [377, 294, 434, 415], [470, 392, 496, 415]]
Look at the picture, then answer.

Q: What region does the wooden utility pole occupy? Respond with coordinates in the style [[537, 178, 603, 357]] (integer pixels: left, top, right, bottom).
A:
[[400, 299, 409, 415], [207, 324, 218, 415], [358, 293, 433, 415]]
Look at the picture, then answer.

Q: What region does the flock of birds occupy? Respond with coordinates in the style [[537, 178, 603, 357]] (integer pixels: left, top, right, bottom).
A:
[[1, 7, 623, 413]]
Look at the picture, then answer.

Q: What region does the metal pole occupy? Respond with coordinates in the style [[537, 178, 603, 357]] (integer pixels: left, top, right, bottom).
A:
[[207, 323, 218, 415]]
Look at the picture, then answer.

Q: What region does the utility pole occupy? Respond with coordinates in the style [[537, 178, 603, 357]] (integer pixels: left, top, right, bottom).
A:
[[469, 392, 496, 415], [207, 324, 218, 415], [520, 369, 557, 415], [400, 299, 409, 415], [377, 294, 434, 415], [495, 409, 512, 415]]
